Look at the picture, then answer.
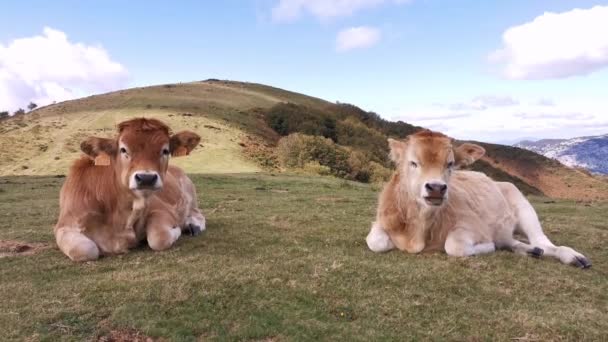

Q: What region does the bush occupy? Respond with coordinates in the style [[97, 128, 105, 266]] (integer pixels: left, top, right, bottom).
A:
[[0, 111, 8, 119], [346, 150, 372, 182], [346, 150, 393, 183], [368, 161, 392, 184], [330, 102, 419, 138], [276, 133, 350, 177], [336, 118, 389, 164], [266, 103, 337, 141], [13, 108, 25, 116], [303, 161, 332, 176], [266, 102, 410, 183], [277, 133, 393, 183]]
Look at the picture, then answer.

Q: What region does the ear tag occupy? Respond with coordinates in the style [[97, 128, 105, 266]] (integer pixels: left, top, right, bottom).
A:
[[173, 147, 188, 157], [94, 153, 111, 166]]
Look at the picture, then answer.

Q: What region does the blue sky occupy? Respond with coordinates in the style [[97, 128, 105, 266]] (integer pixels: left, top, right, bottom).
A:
[[1, 0, 607, 142]]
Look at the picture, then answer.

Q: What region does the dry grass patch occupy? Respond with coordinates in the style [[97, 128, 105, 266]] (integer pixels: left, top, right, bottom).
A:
[[0, 240, 49, 258]]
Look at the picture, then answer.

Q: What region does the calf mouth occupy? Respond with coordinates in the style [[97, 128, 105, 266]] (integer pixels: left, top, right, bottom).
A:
[[131, 186, 162, 197], [134, 184, 161, 191], [424, 196, 445, 206]]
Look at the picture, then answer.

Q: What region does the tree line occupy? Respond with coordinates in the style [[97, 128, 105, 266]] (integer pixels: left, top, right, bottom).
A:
[[0, 102, 38, 119]]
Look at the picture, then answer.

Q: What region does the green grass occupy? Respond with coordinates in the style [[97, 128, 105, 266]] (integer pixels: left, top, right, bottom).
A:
[[1, 174, 607, 341]]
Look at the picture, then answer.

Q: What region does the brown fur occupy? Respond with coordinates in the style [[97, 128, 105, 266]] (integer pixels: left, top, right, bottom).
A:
[[54, 118, 205, 261]]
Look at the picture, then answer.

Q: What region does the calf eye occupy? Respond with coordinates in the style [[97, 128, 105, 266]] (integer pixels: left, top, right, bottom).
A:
[[447, 161, 454, 168], [119, 147, 127, 154], [410, 161, 418, 168], [162, 148, 170, 156]]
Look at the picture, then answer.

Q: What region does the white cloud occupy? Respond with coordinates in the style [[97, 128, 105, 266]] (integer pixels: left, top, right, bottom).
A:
[[490, 5, 608, 79], [536, 98, 555, 106], [336, 26, 381, 51], [445, 95, 519, 111], [0, 27, 128, 112], [391, 97, 608, 143], [272, 0, 410, 22]]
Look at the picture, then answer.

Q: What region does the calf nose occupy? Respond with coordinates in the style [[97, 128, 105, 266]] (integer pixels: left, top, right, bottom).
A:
[[425, 182, 448, 195], [134, 173, 158, 187]]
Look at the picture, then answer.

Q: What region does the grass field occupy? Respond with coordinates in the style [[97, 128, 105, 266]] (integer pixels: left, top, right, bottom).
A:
[[1, 174, 607, 341]]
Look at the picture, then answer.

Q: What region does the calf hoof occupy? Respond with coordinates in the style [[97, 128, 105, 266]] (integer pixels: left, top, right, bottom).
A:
[[572, 256, 592, 269], [528, 247, 544, 258], [185, 224, 202, 236]]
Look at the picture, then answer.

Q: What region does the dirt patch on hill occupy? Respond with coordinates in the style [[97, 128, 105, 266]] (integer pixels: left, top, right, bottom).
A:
[[482, 156, 608, 201], [0, 240, 50, 258]]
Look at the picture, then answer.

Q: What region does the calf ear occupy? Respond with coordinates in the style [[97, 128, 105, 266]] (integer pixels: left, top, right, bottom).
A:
[[454, 143, 485, 168], [80, 137, 117, 166], [170, 131, 201, 157], [388, 138, 407, 164]]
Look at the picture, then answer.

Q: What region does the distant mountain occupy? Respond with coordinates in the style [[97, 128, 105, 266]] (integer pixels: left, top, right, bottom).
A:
[[515, 134, 608, 174], [496, 136, 539, 145]]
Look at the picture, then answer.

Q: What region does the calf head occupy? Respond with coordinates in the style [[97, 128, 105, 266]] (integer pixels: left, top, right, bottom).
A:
[[388, 130, 485, 207], [80, 118, 200, 196]]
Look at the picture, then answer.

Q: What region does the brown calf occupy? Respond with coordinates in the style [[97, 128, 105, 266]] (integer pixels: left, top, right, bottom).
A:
[[55, 118, 205, 261], [366, 130, 591, 268]]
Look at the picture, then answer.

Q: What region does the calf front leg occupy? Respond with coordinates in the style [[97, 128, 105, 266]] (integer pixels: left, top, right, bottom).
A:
[[55, 226, 100, 262], [366, 221, 395, 253], [146, 211, 182, 251], [183, 207, 206, 236], [445, 228, 495, 257], [372, 213, 426, 254], [389, 228, 426, 254]]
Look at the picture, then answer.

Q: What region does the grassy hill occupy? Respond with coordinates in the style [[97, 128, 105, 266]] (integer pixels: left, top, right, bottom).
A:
[[1, 79, 606, 200]]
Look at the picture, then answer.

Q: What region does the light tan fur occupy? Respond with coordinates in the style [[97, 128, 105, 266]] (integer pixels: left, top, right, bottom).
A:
[[366, 130, 591, 268], [54, 118, 206, 261]]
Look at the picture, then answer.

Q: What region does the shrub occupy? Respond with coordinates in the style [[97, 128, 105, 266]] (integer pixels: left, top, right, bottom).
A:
[[303, 161, 332, 176], [368, 161, 393, 184], [0, 111, 8, 119], [13, 108, 25, 116], [345, 150, 393, 183], [27, 102, 38, 111], [336, 118, 388, 164], [266, 102, 412, 183], [276, 133, 394, 183], [276, 133, 350, 177], [266, 103, 337, 141], [346, 150, 372, 182], [330, 102, 419, 138]]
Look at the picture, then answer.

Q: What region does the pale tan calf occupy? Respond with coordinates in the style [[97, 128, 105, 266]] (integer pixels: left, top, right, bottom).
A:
[[366, 130, 591, 268], [55, 118, 206, 261]]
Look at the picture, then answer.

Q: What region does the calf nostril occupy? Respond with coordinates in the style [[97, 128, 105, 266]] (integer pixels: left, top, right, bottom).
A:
[[426, 182, 447, 194], [135, 173, 158, 186]]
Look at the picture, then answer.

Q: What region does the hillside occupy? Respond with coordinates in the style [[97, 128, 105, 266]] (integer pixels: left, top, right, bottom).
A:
[[474, 142, 608, 200], [1, 79, 606, 200], [0, 80, 329, 176], [516, 135, 608, 174]]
